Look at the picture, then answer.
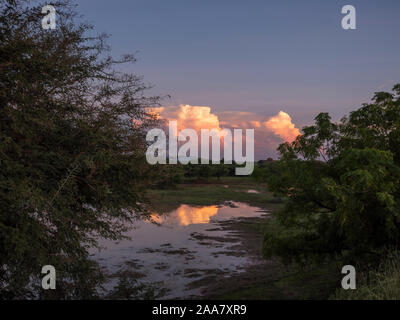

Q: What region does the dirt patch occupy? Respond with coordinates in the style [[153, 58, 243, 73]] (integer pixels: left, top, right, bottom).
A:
[[109, 269, 146, 280], [154, 262, 170, 271], [160, 243, 173, 248], [185, 268, 231, 290], [138, 247, 195, 256], [124, 259, 145, 269], [184, 215, 292, 299], [190, 232, 238, 243]]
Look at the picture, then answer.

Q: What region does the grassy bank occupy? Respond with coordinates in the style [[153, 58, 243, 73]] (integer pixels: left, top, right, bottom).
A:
[[332, 252, 400, 300], [147, 177, 284, 211], [211, 263, 341, 300]]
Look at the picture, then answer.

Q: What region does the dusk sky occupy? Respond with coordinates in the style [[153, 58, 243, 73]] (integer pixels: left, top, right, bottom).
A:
[[77, 0, 400, 159]]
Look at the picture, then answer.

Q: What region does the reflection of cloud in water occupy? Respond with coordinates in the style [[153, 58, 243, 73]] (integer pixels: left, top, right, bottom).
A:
[[149, 202, 265, 227], [151, 205, 219, 226], [93, 202, 267, 299], [177, 205, 219, 225]]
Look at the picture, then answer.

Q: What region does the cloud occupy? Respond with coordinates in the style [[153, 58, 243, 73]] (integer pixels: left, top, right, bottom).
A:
[[217, 111, 263, 129], [217, 110, 300, 142], [150, 104, 221, 132], [151, 104, 300, 159], [263, 111, 300, 142]]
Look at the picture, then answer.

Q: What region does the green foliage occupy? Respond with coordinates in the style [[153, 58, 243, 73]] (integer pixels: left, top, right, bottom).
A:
[[182, 160, 238, 181], [0, 0, 161, 298], [107, 276, 168, 300], [151, 164, 185, 188], [332, 251, 400, 300], [260, 85, 400, 265], [149, 161, 235, 188]]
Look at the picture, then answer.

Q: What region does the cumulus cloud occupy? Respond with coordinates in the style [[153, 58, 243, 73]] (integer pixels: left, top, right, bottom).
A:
[[150, 104, 300, 159], [218, 110, 300, 142], [150, 104, 221, 132], [263, 111, 301, 142]]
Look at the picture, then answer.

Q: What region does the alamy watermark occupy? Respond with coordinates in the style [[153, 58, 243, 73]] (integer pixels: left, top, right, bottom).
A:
[[145, 121, 255, 175], [41, 265, 56, 290], [41, 5, 56, 30], [341, 265, 356, 290], [40, 4, 356, 31], [341, 5, 356, 30], [39, 2, 357, 175]]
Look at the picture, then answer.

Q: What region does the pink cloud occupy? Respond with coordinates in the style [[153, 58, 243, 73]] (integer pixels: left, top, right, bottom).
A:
[[150, 105, 301, 159], [149, 105, 221, 132], [263, 111, 301, 142]]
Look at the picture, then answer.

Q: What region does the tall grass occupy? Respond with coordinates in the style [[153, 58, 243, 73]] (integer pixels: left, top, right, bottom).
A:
[[332, 251, 400, 300]]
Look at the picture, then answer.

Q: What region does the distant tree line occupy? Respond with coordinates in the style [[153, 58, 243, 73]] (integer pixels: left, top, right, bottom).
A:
[[152, 159, 249, 188]]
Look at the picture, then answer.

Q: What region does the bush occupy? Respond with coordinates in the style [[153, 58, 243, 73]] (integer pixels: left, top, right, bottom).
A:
[[332, 251, 400, 300]]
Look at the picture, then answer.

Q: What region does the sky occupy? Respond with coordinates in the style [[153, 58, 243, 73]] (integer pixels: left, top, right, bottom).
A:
[[76, 0, 400, 159]]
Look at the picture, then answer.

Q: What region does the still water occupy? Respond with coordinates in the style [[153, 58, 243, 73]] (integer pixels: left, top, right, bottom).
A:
[[92, 201, 267, 299]]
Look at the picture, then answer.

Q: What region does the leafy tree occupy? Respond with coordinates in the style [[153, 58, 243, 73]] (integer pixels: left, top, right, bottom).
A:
[[0, 0, 161, 298], [261, 85, 400, 266]]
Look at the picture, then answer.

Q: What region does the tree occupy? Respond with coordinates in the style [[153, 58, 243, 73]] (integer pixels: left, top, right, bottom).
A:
[[261, 85, 400, 266], [0, 0, 161, 298]]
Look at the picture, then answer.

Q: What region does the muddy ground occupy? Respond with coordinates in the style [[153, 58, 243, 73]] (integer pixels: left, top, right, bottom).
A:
[[185, 215, 290, 299]]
